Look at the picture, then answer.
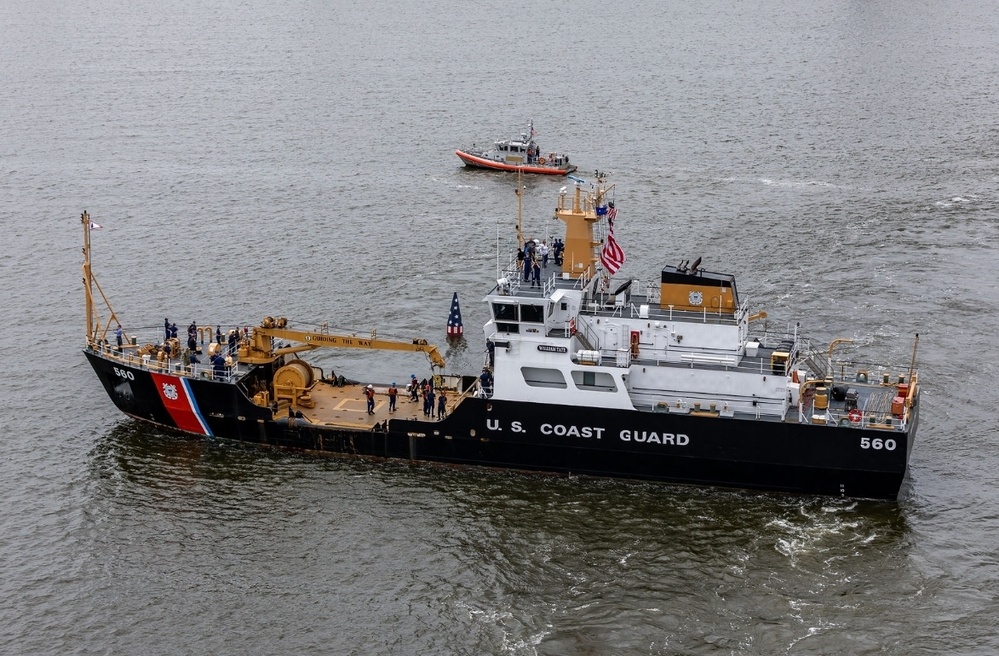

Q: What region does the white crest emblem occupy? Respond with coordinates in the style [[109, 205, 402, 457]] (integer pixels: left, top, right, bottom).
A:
[[162, 382, 179, 400], [688, 290, 703, 306]]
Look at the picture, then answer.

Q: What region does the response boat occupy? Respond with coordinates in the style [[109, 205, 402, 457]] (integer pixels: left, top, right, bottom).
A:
[[455, 119, 577, 175], [82, 181, 919, 499]]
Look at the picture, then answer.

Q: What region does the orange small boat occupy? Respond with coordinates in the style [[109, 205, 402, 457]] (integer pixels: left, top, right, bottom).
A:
[[456, 119, 577, 176]]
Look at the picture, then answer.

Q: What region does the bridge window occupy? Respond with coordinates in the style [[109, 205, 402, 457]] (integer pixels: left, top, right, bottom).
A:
[[522, 367, 567, 389], [493, 303, 518, 321], [520, 304, 544, 323], [571, 370, 617, 392]]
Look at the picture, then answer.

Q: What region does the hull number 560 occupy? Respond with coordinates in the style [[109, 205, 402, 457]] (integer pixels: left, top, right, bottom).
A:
[[860, 437, 896, 451], [113, 366, 135, 380]]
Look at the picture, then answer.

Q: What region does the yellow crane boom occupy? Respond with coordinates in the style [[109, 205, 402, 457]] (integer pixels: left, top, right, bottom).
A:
[[239, 318, 446, 369]]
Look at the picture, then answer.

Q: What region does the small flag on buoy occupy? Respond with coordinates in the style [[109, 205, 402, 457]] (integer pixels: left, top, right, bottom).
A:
[[446, 292, 463, 337]]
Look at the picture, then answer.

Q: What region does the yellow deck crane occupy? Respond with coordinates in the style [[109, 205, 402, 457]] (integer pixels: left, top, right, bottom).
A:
[[237, 317, 446, 409]]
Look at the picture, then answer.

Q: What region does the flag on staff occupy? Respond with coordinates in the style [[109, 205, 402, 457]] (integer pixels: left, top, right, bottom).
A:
[[600, 202, 626, 275], [90, 221, 103, 230], [446, 292, 463, 337], [601, 234, 626, 274]]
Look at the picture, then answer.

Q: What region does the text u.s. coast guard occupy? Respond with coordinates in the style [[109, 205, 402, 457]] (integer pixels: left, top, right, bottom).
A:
[[485, 420, 689, 445]]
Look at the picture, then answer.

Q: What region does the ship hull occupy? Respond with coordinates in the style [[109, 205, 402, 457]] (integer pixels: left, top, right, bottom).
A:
[[86, 351, 914, 500]]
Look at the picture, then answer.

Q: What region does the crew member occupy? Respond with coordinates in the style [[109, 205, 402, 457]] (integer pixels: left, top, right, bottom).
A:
[[211, 353, 226, 380]]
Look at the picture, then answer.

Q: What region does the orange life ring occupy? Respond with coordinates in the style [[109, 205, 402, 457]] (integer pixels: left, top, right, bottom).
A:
[[538, 157, 546, 165], [848, 408, 863, 423]]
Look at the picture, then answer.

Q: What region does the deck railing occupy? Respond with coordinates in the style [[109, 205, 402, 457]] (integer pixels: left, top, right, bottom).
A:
[[91, 341, 239, 383]]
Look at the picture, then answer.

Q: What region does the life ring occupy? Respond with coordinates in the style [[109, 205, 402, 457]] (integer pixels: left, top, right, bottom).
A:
[[848, 408, 863, 423], [538, 157, 546, 165]]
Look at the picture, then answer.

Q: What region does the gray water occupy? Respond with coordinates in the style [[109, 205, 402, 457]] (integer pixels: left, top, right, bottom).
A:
[[2, 0, 998, 653]]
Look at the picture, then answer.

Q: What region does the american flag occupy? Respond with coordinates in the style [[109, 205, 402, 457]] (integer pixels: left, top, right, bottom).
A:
[[446, 292, 463, 336], [600, 203, 626, 274]]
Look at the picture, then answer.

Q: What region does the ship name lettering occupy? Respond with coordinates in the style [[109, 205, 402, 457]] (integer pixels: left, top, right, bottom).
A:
[[619, 430, 689, 445], [308, 335, 372, 348], [540, 423, 604, 439]]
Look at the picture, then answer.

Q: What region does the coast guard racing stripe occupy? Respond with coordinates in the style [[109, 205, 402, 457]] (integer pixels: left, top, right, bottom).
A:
[[150, 372, 214, 436]]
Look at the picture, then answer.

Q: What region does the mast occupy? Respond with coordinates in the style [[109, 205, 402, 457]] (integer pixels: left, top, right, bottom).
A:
[[553, 174, 614, 279], [81, 211, 120, 347], [82, 211, 96, 344], [515, 168, 525, 249], [908, 333, 919, 383]]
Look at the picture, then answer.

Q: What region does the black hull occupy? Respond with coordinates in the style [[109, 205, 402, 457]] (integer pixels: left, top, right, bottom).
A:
[[86, 351, 915, 500]]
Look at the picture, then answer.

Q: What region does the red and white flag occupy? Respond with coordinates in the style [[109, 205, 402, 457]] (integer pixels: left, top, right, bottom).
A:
[[600, 233, 626, 274], [600, 204, 626, 274]]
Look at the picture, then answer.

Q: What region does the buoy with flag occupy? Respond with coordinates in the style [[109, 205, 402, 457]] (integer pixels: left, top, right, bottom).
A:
[[446, 292, 463, 337]]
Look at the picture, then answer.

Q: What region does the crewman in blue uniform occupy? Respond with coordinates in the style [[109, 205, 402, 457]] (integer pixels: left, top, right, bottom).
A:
[[211, 353, 226, 380]]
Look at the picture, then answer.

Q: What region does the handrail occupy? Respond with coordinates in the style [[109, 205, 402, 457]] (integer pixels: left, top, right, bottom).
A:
[[91, 342, 239, 383]]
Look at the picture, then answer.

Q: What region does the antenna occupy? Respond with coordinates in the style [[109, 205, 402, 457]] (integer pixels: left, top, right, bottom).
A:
[[515, 168, 525, 249], [908, 333, 919, 384]]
